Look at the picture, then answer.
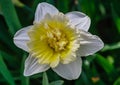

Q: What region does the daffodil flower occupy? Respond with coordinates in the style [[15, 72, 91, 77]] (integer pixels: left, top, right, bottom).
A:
[[13, 2, 104, 80]]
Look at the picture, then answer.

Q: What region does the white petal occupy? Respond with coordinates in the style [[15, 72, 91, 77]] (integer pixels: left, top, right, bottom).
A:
[[34, 2, 59, 23], [77, 30, 104, 56], [13, 26, 31, 52], [24, 54, 50, 76], [52, 57, 82, 80], [65, 12, 91, 31]]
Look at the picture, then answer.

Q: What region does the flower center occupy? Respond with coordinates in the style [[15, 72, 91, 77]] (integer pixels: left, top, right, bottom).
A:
[[27, 13, 80, 67], [47, 29, 68, 52]]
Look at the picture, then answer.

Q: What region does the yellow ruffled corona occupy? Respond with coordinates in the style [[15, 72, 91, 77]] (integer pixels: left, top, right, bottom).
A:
[[27, 13, 80, 68]]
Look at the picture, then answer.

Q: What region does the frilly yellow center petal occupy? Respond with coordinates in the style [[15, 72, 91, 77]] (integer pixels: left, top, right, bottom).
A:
[[27, 13, 80, 68]]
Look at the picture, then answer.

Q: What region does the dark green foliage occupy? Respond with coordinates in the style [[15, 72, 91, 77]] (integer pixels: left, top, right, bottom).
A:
[[0, 0, 120, 85]]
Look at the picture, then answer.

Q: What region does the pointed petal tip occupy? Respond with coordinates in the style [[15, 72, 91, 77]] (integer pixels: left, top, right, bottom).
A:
[[13, 26, 32, 52], [23, 55, 50, 77], [77, 30, 104, 56], [23, 70, 31, 77], [99, 39, 104, 50], [34, 2, 59, 23], [65, 11, 91, 31], [64, 71, 81, 80], [93, 35, 104, 51]]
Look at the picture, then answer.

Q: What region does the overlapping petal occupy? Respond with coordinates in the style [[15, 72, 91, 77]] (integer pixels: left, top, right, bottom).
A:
[[34, 2, 59, 23], [65, 12, 91, 31], [13, 26, 32, 52], [52, 57, 82, 80], [77, 30, 104, 56], [24, 54, 50, 76]]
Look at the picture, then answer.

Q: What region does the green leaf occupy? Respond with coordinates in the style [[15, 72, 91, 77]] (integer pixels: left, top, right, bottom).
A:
[[46, 0, 55, 4], [75, 71, 92, 85], [0, 21, 23, 55], [20, 53, 29, 85], [111, 4, 120, 33], [112, 0, 120, 17], [0, 0, 21, 35], [0, 6, 2, 15], [56, 0, 69, 13], [0, 53, 15, 85], [12, 0, 24, 7], [0, 51, 18, 68], [50, 80, 64, 85], [94, 54, 116, 75], [32, 0, 43, 11], [101, 42, 120, 52], [114, 77, 120, 85], [42, 72, 49, 85]]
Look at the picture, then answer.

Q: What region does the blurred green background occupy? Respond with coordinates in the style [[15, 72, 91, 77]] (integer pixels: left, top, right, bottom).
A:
[[0, 0, 120, 85]]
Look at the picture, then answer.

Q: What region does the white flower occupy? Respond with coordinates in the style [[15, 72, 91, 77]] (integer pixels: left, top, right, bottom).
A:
[[13, 2, 104, 80]]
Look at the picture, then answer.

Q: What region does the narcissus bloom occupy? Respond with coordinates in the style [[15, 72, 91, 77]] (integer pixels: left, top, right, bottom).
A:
[[14, 2, 104, 80]]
